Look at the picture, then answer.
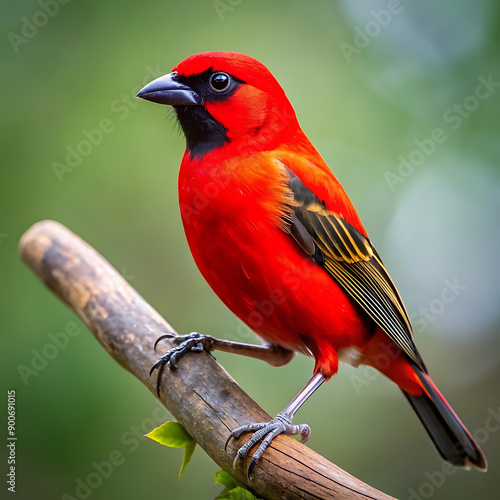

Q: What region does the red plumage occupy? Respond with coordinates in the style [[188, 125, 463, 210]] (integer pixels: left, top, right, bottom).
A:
[[139, 51, 487, 472]]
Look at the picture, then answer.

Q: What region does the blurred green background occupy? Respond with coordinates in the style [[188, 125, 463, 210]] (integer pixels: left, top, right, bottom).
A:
[[2, 0, 499, 499]]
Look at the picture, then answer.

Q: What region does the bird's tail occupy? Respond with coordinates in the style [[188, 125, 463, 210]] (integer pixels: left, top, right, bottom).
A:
[[403, 363, 487, 471]]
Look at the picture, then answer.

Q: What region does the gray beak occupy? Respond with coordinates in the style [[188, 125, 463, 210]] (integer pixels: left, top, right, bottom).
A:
[[136, 73, 200, 106]]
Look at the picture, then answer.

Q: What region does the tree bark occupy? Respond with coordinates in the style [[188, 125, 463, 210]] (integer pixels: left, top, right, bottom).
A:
[[19, 220, 396, 500]]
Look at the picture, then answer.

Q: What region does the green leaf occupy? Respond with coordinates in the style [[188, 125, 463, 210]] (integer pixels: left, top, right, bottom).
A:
[[146, 421, 197, 479], [179, 440, 196, 479], [220, 486, 259, 500], [145, 421, 194, 448], [214, 471, 260, 500], [214, 470, 239, 490]]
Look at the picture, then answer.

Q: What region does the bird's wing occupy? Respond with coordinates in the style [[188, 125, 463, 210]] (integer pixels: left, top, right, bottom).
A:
[[281, 166, 425, 370]]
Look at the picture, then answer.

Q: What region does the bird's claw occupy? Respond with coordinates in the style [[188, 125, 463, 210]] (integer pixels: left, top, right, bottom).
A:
[[227, 412, 311, 479], [150, 332, 213, 395], [153, 333, 177, 351]]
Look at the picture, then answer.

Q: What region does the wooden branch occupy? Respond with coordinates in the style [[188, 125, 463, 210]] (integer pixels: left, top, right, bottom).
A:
[[19, 220, 395, 500]]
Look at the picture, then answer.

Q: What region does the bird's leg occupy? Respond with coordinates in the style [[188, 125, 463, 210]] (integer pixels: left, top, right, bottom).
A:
[[150, 333, 294, 395], [227, 372, 326, 478]]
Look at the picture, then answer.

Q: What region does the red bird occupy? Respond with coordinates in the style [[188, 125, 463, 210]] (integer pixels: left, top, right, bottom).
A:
[[137, 51, 487, 474]]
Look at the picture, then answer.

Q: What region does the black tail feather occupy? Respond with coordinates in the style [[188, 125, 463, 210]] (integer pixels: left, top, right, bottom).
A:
[[403, 365, 487, 471]]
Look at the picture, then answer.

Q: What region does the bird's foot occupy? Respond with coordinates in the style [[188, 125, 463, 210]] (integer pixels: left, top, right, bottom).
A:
[[150, 332, 214, 394], [226, 412, 311, 479]]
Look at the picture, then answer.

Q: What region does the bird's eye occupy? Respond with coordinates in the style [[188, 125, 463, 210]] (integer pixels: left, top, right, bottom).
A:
[[210, 72, 231, 92]]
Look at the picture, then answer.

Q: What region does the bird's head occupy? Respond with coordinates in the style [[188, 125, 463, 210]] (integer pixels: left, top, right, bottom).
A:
[[137, 51, 300, 160]]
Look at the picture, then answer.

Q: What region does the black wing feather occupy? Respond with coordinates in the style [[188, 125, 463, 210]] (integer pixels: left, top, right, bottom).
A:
[[283, 167, 425, 370]]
